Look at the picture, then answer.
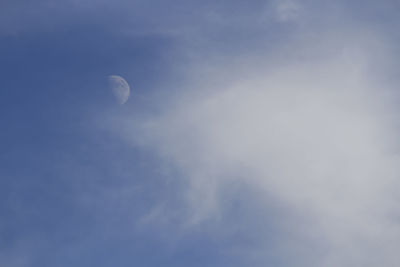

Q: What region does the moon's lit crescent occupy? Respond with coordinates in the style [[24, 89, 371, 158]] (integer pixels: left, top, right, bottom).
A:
[[108, 75, 130, 105]]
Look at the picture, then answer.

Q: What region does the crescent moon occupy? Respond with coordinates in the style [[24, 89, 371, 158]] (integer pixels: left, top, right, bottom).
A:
[[107, 75, 130, 105]]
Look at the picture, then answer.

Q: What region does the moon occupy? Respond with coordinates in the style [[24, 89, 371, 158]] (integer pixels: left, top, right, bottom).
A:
[[107, 75, 130, 105]]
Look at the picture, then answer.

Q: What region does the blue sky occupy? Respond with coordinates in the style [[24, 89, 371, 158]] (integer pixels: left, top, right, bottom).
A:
[[2, 1, 400, 266]]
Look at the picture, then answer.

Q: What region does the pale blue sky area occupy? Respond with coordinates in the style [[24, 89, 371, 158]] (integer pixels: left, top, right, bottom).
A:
[[1, 1, 400, 266]]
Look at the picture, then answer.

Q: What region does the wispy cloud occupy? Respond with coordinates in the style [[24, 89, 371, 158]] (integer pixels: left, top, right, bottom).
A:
[[274, 0, 302, 22], [111, 3, 400, 265], [6, 0, 399, 265]]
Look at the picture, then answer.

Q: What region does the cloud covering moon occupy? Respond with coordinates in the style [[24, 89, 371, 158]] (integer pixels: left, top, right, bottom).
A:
[[108, 75, 130, 105]]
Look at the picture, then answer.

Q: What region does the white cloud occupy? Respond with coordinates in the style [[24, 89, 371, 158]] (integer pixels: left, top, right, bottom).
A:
[[116, 27, 400, 266]]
